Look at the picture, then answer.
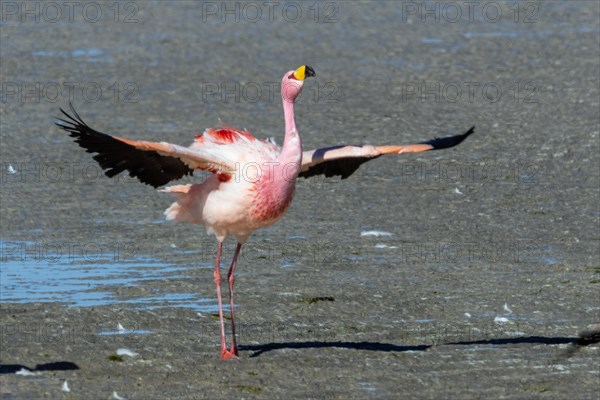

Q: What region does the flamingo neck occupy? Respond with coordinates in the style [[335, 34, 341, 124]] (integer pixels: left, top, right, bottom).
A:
[[279, 99, 302, 167]]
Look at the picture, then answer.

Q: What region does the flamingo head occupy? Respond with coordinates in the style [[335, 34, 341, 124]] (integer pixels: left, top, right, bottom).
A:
[[281, 65, 316, 103]]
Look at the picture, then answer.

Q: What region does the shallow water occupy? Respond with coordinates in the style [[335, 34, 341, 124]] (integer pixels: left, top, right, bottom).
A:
[[0, 240, 216, 311]]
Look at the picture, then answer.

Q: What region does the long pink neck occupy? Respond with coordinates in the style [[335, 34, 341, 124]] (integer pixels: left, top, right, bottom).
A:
[[251, 84, 301, 217], [278, 98, 302, 172]]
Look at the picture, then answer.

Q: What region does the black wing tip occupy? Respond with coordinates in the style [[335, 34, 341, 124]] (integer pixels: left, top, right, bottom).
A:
[[426, 125, 475, 150], [454, 125, 475, 143], [299, 126, 475, 180], [54, 104, 194, 187], [464, 126, 475, 138], [55, 103, 89, 132]]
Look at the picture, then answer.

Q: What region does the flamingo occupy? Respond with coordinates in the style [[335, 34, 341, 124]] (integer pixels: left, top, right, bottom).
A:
[[56, 65, 474, 360]]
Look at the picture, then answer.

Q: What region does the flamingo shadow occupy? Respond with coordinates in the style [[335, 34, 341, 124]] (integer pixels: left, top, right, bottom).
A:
[[239, 341, 431, 357], [239, 335, 581, 358], [0, 361, 79, 374], [446, 336, 577, 346]]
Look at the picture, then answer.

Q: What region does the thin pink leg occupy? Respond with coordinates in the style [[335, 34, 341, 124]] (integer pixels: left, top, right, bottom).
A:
[[213, 242, 236, 360], [227, 243, 243, 356]]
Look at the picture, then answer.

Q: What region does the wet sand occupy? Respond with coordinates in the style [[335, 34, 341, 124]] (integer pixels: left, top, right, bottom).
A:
[[1, 1, 599, 399]]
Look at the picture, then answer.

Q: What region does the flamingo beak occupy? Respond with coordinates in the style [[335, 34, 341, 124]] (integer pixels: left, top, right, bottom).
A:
[[289, 65, 316, 81], [304, 65, 316, 78]]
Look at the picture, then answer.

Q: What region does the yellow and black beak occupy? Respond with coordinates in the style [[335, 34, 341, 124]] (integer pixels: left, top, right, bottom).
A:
[[289, 65, 316, 81]]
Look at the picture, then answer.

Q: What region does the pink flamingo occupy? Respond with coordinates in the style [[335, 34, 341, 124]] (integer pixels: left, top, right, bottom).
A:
[[56, 65, 474, 360]]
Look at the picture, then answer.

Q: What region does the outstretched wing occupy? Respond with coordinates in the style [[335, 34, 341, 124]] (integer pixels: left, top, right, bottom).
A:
[[55, 104, 236, 188], [299, 127, 475, 179]]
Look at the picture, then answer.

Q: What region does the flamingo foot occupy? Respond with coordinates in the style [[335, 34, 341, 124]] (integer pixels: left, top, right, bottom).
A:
[[220, 347, 239, 360]]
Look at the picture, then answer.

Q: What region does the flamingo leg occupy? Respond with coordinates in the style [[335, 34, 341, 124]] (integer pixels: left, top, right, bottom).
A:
[[227, 243, 243, 356], [213, 242, 236, 360]]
